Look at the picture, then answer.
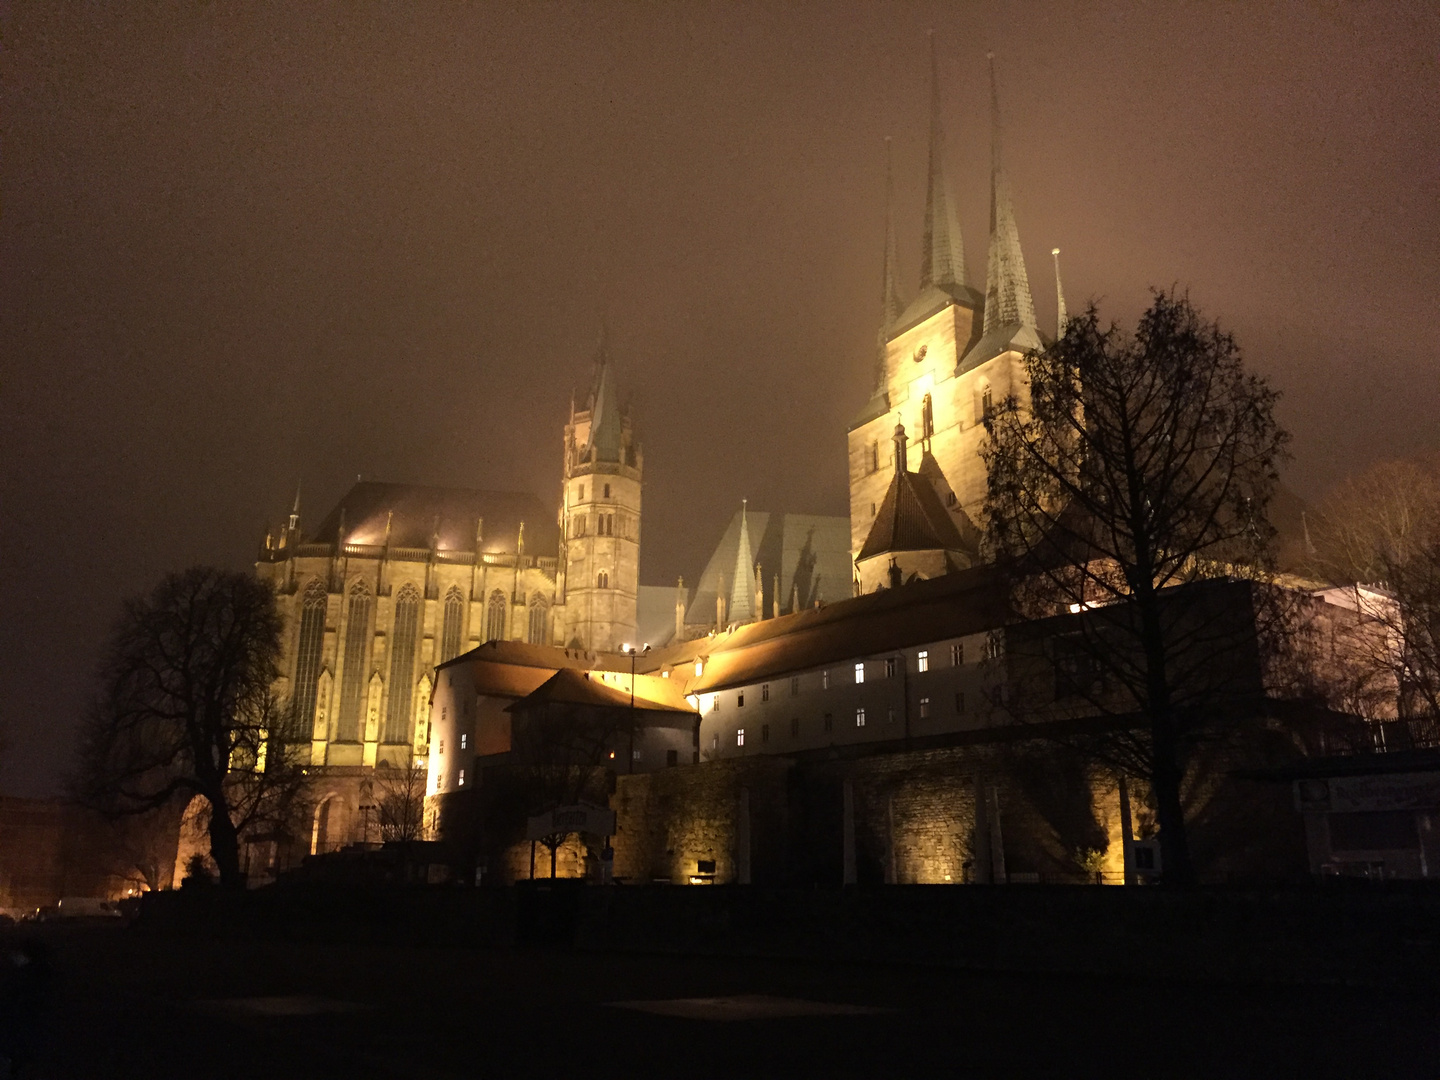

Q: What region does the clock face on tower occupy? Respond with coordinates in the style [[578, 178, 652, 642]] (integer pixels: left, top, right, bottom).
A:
[[912, 344, 928, 363]]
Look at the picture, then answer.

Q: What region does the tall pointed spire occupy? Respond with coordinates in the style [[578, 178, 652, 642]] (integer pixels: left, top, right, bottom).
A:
[[919, 31, 966, 292], [982, 53, 1037, 338], [288, 483, 301, 535], [876, 137, 906, 389], [585, 324, 623, 463], [1052, 248, 1067, 338], [881, 137, 905, 329], [728, 501, 755, 624]]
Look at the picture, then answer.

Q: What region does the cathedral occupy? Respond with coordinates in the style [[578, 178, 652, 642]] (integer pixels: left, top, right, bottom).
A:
[[250, 41, 1082, 870], [254, 337, 643, 775], [850, 49, 1058, 594]]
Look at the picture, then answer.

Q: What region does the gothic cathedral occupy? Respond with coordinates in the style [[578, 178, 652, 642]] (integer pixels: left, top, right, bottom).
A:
[[255, 341, 641, 771]]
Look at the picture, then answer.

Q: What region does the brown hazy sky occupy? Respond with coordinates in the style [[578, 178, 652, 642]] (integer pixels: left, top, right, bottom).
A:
[[3, 2, 1438, 795]]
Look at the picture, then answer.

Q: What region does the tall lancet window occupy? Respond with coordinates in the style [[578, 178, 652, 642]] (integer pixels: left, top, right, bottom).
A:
[[527, 595, 548, 645], [336, 580, 373, 742], [440, 586, 465, 662], [485, 589, 507, 643], [921, 393, 934, 440], [384, 584, 420, 744], [290, 580, 327, 740]]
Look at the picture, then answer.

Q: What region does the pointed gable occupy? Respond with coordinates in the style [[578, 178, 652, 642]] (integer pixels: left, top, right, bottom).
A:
[[857, 468, 968, 562]]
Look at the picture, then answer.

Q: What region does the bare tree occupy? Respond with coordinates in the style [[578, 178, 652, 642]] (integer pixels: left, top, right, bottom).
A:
[[374, 758, 428, 843], [983, 290, 1290, 886], [74, 566, 309, 887], [1308, 458, 1440, 731]]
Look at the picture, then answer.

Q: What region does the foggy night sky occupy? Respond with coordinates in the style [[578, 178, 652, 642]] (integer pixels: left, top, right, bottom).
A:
[[3, 2, 1438, 796]]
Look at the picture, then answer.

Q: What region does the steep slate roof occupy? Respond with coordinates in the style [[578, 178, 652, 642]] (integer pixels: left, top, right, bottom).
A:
[[585, 348, 624, 463], [857, 467, 969, 562], [505, 666, 694, 714], [307, 482, 558, 554], [683, 509, 853, 627], [675, 566, 1010, 693]]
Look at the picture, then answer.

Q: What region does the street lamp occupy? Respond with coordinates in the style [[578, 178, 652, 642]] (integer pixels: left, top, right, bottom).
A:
[[622, 642, 651, 773]]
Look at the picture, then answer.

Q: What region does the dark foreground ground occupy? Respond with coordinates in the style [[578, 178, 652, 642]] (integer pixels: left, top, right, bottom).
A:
[[8, 919, 1440, 1080]]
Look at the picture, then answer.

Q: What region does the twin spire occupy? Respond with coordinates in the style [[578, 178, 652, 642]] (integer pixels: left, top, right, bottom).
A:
[[880, 38, 1048, 349], [981, 52, 1037, 338], [919, 31, 966, 294]]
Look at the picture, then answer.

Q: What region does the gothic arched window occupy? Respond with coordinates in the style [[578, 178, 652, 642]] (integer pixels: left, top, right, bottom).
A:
[[440, 586, 465, 662], [527, 595, 548, 645], [290, 580, 327, 741], [597, 571, 609, 589], [336, 580, 372, 742], [980, 380, 994, 420], [485, 589, 507, 643], [384, 584, 420, 744], [921, 393, 934, 439]]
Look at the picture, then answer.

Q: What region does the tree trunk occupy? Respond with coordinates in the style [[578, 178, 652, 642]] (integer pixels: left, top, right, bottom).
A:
[[1138, 587, 1198, 887], [207, 798, 244, 888]]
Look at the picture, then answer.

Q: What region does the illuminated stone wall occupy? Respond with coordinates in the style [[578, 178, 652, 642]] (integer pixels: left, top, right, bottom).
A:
[[610, 742, 1126, 886]]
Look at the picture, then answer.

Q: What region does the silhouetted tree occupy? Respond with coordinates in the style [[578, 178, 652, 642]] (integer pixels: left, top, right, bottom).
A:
[[374, 758, 428, 843], [1308, 457, 1440, 728], [983, 290, 1289, 886], [74, 566, 309, 887]]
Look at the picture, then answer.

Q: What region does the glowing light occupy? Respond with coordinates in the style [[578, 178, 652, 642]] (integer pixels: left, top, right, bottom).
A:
[[694, 660, 704, 676]]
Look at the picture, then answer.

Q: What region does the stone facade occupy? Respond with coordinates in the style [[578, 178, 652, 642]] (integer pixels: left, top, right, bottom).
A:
[[254, 351, 641, 857]]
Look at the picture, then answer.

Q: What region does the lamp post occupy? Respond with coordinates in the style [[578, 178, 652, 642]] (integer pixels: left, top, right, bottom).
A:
[[622, 642, 651, 774]]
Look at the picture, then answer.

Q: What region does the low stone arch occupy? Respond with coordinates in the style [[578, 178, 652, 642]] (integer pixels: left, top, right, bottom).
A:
[[172, 794, 212, 888], [311, 792, 344, 855]]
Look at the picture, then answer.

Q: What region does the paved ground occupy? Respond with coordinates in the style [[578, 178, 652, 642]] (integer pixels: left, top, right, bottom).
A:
[[8, 922, 1440, 1079]]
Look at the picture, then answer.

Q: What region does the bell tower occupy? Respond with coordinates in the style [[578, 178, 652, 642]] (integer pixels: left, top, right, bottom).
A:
[[557, 334, 641, 652]]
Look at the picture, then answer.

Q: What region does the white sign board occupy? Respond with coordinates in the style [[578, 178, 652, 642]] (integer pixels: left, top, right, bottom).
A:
[[1295, 772, 1440, 814], [526, 803, 617, 841]]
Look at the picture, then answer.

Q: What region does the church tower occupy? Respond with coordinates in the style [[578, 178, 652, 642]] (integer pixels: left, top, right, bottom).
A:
[[848, 40, 1041, 592], [557, 334, 642, 651]]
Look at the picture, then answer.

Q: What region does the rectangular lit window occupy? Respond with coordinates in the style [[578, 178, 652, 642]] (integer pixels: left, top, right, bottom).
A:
[[917, 650, 929, 673], [712, 733, 719, 749], [736, 728, 745, 747], [762, 723, 770, 743], [460, 733, 467, 750], [632, 749, 641, 761], [822, 670, 830, 690], [695, 660, 704, 676], [919, 696, 931, 718], [712, 694, 719, 712], [854, 663, 865, 684], [986, 635, 1002, 660], [458, 769, 465, 786], [885, 658, 896, 678], [762, 683, 770, 701], [856, 707, 866, 728], [952, 643, 963, 666]]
